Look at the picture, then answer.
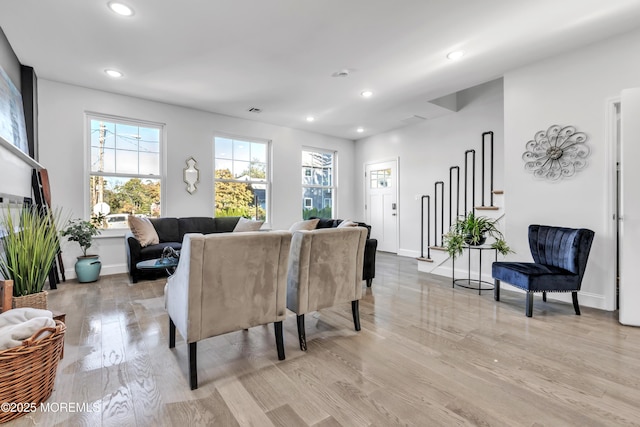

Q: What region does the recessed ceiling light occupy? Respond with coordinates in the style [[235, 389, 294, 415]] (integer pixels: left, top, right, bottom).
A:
[[108, 2, 134, 16], [306, 116, 315, 122], [447, 50, 465, 60], [356, 127, 364, 133], [105, 69, 123, 78], [361, 90, 373, 98]]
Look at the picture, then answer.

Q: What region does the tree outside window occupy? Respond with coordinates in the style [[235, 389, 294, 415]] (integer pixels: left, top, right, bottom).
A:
[[214, 136, 269, 221]]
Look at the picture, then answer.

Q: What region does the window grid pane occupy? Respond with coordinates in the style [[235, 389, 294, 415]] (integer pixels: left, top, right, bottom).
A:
[[301, 149, 335, 219], [89, 117, 163, 228], [214, 136, 270, 221]]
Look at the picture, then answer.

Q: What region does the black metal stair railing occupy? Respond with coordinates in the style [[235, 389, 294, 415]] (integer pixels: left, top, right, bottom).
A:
[[418, 131, 497, 261], [464, 149, 476, 218], [481, 131, 494, 207], [449, 166, 460, 228], [434, 181, 444, 247], [419, 195, 430, 260]]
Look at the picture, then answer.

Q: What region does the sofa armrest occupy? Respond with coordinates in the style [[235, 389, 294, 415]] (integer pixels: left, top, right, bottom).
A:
[[125, 231, 142, 277], [166, 234, 198, 341], [363, 238, 377, 282]]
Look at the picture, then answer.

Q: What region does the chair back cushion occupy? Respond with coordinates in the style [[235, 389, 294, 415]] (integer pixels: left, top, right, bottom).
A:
[[287, 227, 368, 315], [166, 231, 291, 343], [528, 225, 595, 277]]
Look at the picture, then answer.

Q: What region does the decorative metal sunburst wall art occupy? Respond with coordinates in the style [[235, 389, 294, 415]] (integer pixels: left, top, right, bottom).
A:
[[522, 125, 590, 181]]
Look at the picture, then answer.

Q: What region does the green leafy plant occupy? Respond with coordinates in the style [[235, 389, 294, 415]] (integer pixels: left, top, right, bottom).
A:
[[0, 206, 66, 297], [61, 216, 102, 257], [443, 212, 513, 259]]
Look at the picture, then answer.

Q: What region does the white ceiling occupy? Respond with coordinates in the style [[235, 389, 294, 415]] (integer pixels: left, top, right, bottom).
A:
[[2, 0, 640, 140]]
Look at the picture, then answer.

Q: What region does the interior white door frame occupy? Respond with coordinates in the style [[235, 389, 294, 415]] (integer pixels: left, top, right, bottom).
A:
[[363, 157, 400, 253], [605, 96, 619, 313]]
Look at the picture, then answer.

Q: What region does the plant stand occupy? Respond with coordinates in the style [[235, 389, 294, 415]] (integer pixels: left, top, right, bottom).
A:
[[452, 245, 497, 295]]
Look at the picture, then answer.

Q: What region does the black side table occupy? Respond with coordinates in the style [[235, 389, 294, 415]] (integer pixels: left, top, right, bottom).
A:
[[452, 244, 497, 295]]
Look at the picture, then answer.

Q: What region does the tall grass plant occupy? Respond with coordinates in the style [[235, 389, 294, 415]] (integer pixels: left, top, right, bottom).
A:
[[0, 206, 66, 296]]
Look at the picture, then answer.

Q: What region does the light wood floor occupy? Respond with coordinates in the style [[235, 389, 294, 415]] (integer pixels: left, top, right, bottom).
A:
[[8, 253, 640, 426]]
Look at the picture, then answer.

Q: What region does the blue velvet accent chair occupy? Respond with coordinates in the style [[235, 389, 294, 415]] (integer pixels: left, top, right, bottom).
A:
[[491, 225, 595, 317]]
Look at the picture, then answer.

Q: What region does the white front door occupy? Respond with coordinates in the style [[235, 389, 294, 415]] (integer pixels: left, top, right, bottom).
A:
[[365, 160, 398, 253], [619, 88, 640, 326]]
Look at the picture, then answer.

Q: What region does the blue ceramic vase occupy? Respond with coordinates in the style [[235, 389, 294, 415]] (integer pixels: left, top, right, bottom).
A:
[[75, 255, 101, 283]]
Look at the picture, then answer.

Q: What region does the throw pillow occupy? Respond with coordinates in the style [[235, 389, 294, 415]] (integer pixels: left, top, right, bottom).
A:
[[128, 215, 160, 247], [288, 218, 320, 232], [233, 217, 264, 232], [337, 219, 358, 228]]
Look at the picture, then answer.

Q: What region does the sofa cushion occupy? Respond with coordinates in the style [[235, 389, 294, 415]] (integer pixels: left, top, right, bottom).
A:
[[289, 218, 320, 232], [128, 216, 160, 247], [150, 217, 180, 242], [213, 216, 242, 233], [178, 217, 216, 239], [140, 241, 183, 260], [233, 217, 264, 232], [337, 219, 358, 228], [312, 217, 338, 229]]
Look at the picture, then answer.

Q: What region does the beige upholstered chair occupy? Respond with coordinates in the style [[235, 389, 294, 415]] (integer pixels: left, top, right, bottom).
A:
[[165, 231, 291, 389], [286, 227, 368, 351]]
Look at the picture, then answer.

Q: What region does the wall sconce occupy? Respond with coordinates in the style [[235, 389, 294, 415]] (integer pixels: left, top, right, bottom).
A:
[[183, 157, 200, 194]]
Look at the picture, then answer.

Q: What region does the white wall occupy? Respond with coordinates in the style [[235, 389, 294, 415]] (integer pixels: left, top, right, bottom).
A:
[[37, 80, 356, 278], [354, 79, 504, 258], [503, 27, 640, 311]]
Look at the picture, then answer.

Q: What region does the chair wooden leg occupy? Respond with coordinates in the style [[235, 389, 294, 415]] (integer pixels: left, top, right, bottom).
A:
[[274, 321, 285, 360], [572, 291, 581, 315], [296, 314, 307, 351], [526, 292, 533, 317], [169, 317, 176, 348], [189, 342, 198, 390], [352, 300, 361, 331], [494, 279, 500, 301], [542, 291, 547, 302]]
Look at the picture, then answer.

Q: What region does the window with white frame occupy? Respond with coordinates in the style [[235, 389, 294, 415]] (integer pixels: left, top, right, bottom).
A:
[[301, 148, 335, 219], [88, 114, 162, 229], [214, 135, 269, 222]]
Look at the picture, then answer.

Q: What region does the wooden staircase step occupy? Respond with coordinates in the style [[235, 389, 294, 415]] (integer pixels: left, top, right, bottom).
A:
[[475, 206, 499, 211], [429, 246, 447, 251], [493, 190, 504, 194], [416, 257, 434, 263]]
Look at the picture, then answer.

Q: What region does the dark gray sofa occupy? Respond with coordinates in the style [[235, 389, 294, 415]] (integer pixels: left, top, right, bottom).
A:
[[311, 217, 378, 287], [125, 216, 240, 283]]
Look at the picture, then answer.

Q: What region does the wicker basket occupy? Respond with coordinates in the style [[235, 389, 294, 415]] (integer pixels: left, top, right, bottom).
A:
[[11, 291, 48, 310], [0, 320, 66, 423]]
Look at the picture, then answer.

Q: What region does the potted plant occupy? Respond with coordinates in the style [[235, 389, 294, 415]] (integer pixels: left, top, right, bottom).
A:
[[443, 212, 513, 259], [61, 214, 103, 283], [0, 205, 66, 308]]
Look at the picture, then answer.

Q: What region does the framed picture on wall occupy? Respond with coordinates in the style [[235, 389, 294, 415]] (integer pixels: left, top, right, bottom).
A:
[[0, 65, 28, 155]]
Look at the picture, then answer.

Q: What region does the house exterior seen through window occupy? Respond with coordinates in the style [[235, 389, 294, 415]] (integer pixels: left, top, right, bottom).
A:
[[88, 115, 163, 229], [302, 148, 335, 219], [214, 136, 269, 222]]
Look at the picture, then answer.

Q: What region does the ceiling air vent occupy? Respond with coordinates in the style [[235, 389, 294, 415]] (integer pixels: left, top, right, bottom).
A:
[[247, 107, 262, 113], [331, 69, 350, 78]]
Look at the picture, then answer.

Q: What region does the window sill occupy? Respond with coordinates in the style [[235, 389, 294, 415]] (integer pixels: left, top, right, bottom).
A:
[[95, 228, 130, 239]]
